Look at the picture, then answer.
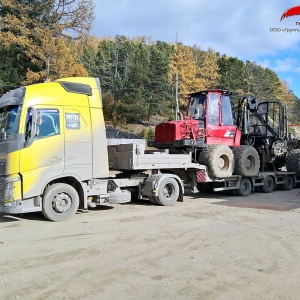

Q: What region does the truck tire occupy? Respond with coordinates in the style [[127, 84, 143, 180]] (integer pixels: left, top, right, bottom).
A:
[[282, 175, 294, 191], [154, 178, 179, 206], [199, 145, 234, 178], [236, 178, 252, 196], [232, 146, 260, 176], [42, 183, 79, 222], [260, 176, 275, 193], [286, 149, 300, 173]]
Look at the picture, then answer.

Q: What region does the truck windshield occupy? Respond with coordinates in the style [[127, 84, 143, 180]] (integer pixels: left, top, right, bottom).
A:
[[0, 105, 21, 135]]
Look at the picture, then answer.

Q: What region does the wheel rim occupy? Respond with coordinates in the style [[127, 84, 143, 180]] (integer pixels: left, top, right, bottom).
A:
[[163, 184, 174, 199], [53, 193, 72, 213], [242, 182, 248, 192], [246, 155, 255, 170], [219, 154, 229, 171]]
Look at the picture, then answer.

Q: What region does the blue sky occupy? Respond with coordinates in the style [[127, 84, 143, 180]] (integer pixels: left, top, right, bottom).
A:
[[91, 0, 300, 98]]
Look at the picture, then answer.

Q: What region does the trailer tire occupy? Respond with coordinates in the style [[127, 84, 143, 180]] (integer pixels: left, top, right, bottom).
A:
[[199, 145, 234, 178], [154, 178, 179, 206], [286, 149, 300, 174], [236, 178, 252, 196], [42, 183, 79, 222], [282, 175, 294, 191], [233, 146, 260, 176], [260, 176, 275, 193]]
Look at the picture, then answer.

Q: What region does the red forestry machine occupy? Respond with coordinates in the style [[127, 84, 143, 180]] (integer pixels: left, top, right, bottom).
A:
[[150, 89, 299, 178]]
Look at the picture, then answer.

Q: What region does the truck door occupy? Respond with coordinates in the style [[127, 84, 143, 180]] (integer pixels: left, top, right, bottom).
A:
[[20, 107, 64, 199]]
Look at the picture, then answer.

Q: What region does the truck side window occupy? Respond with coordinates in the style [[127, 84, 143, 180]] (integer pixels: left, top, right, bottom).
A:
[[37, 109, 60, 139]]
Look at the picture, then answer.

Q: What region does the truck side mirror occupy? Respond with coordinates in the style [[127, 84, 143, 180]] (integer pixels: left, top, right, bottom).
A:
[[24, 108, 41, 147]]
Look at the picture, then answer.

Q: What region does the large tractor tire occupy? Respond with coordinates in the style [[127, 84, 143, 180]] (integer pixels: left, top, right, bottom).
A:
[[199, 145, 234, 178], [232, 145, 260, 176], [286, 149, 300, 174]]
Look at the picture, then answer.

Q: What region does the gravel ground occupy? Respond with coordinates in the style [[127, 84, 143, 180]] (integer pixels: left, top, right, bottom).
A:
[[1, 188, 300, 300]]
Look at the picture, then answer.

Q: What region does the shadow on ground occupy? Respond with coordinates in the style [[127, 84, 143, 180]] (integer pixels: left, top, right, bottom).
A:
[[186, 188, 300, 212]]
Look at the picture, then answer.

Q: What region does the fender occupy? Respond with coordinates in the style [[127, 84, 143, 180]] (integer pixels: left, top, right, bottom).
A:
[[143, 173, 184, 202]]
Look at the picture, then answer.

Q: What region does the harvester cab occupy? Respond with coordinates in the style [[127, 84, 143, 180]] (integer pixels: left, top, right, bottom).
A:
[[152, 89, 241, 150], [150, 90, 261, 179]]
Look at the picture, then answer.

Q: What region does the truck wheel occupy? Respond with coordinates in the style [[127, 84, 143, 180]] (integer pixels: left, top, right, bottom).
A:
[[236, 178, 252, 196], [260, 176, 275, 193], [154, 178, 179, 206], [282, 175, 294, 191], [233, 146, 260, 176], [199, 145, 234, 178], [42, 183, 79, 221], [286, 149, 300, 173]]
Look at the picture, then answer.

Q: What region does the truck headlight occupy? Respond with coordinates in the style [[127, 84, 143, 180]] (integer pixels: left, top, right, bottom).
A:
[[4, 177, 21, 202], [4, 181, 14, 200]]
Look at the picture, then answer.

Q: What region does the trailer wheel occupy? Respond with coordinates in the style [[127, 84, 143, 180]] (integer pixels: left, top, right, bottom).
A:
[[199, 145, 234, 178], [286, 149, 300, 174], [236, 178, 252, 196], [282, 175, 294, 191], [260, 176, 275, 193], [154, 178, 179, 206], [233, 146, 260, 176], [42, 183, 79, 222]]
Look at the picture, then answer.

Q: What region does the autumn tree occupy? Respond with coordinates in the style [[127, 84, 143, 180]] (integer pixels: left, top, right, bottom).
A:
[[0, 0, 94, 84], [168, 44, 212, 107], [193, 46, 219, 89]]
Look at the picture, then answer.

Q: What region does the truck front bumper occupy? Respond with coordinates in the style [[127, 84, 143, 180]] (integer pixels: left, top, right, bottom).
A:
[[0, 175, 41, 214], [0, 198, 42, 214]]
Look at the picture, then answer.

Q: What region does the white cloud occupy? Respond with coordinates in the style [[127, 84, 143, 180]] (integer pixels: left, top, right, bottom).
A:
[[258, 57, 300, 74], [92, 0, 300, 59]]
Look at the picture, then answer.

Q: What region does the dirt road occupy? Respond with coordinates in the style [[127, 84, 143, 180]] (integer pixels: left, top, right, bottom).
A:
[[1, 188, 300, 300]]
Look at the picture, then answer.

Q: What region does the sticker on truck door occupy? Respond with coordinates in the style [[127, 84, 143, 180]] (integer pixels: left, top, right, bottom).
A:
[[65, 113, 80, 129]]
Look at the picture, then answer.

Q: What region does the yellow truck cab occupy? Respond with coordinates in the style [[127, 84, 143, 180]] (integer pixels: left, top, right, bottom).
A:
[[0, 77, 111, 220], [0, 77, 188, 221]]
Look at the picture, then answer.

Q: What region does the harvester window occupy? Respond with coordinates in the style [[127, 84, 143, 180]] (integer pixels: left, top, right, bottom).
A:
[[207, 93, 219, 124], [221, 95, 234, 125], [188, 95, 205, 120]]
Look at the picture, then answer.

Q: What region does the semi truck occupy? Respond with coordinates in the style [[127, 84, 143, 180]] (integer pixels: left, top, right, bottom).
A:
[[0, 77, 299, 222]]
